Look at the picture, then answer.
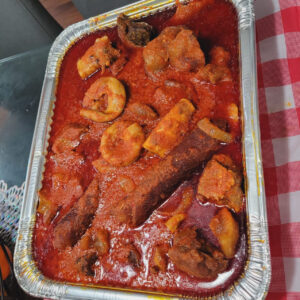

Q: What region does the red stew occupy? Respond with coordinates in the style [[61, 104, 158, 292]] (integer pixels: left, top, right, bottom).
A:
[[33, 0, 247, 297]]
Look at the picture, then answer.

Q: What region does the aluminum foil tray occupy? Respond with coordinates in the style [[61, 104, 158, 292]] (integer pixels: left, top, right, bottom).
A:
[[14, 0, 271, 299]]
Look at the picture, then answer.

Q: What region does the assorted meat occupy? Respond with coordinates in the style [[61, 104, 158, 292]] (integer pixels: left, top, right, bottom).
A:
[[37, 3, 244, 289]]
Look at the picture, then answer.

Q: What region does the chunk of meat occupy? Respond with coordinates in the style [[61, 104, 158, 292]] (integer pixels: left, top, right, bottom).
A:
[[53, 179, 99, 250], [115, 243, 141, 268], [168, 29, 205, 72], [209, 208, 239, 259], [197, 154, 243, 212], [196, 64, 232, 84], [210, 46, 230, 67], [143, 99, 195, 157], [113, 119, 231, 226], [152, 245, 168, 273], [198, 160, 235, 200], [127, 102, 158, 124], [100, 120, 145, 167], [168, 227, 228, 279], [52, 124, 87, 154], [196, 46, 231, 84], [143, 26, 182, 74], [93, 229, 110, 256], [75, 252, 98, 276], [117, 14, 154, 48], [77, 36, 120, 79]]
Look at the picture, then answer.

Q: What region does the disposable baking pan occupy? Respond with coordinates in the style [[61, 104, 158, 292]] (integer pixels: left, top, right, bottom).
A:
[[14, 0, 271, 299]]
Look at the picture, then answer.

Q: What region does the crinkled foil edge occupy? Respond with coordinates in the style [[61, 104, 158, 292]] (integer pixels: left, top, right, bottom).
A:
[[14, 0, 271, 299]]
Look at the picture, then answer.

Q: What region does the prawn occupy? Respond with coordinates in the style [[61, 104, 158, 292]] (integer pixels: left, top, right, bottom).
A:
[[80, 77, 126, 123], [77, 36, 120, 79], [100, 120, 145, 167]]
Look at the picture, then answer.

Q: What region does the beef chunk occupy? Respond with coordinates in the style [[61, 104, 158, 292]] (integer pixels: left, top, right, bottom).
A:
[[168, 227, 228, 279]]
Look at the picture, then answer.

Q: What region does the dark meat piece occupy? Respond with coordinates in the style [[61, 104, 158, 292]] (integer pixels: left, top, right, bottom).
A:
[[197, 154, 243, 212], [143, 26, 182, 74], [117, 14, 153, 48], [168, 28, 205, 72], [52, 124, 87, 154], [53, 179, 99, 250], [127, 102, 158, 124], [113, 119, 231, 226], [75, 252, 98, 276], [168, 227, 228, 280]]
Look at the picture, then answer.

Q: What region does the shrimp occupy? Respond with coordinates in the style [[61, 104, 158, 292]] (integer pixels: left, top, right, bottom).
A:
[[80, 77, 126, 123], [77, 36, 120, 79], [100, 120, 145, 167]]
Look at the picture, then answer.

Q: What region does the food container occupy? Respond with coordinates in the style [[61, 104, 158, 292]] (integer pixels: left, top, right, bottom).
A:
[[14, 0, 271, 299]]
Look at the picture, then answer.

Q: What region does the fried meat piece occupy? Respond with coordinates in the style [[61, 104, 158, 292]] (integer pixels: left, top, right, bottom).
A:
[[117, 14, 153, 48], [113, 119, 231, 227], [168, 227, 228, 279], [197, 154, 243, 212], [77, 36, 120, 79], [196, 46, 232, 84], [143, 26, 205, 76], [168, 28, 205, 72], [143, 26, 182, 74], [53, 179, 99, 250], [152, 245, 168, 273], [143, 99, 195, 157], [52, 124, 87, 154], [209, 207, 239, 259]]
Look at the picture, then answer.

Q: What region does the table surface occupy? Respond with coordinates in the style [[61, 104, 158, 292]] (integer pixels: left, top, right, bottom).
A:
[[0, 1, 300, 300], [0, 46, 50, 187]]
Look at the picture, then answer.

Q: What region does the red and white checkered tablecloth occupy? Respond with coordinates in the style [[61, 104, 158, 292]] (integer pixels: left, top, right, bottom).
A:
[[255, 0, 300, 299]]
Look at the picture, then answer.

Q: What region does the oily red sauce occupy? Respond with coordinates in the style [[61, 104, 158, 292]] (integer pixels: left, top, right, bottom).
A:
[[33, 0, 247, 297]]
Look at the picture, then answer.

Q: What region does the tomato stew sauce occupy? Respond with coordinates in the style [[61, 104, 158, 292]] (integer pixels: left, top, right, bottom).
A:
[[33, 0, 247, 297]]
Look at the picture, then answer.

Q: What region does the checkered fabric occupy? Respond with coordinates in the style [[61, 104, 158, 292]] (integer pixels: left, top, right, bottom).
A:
[[255, 0, 300, 299]]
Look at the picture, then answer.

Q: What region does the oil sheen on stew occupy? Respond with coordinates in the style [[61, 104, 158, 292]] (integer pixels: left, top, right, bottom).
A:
[[33, 0, 247, 297]]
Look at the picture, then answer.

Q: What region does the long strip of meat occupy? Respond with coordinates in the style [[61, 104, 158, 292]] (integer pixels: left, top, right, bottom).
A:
[[114, 119, 231, 227], [53, 179, 99, 250]]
